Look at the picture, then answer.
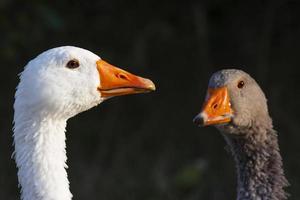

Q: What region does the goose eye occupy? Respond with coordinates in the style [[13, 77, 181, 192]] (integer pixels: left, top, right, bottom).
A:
[[66, 59, 80, 69], [237, 80, 245, 88]]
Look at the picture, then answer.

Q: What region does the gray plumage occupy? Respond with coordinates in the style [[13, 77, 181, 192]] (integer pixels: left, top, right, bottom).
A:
[[198, 69, 289, 200]]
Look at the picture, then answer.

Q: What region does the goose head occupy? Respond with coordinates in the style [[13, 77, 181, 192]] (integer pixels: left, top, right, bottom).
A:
[[193, 69, 271, 134], [15, 46, 155, 118]]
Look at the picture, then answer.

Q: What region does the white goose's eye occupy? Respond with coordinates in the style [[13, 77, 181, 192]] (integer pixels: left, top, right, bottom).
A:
[[66, 59, 80, 69]]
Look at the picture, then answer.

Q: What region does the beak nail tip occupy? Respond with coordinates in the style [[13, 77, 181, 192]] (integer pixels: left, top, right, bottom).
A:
[[193, 115, 204, 126]]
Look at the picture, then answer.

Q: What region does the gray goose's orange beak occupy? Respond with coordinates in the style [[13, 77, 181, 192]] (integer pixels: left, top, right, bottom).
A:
[[97, 60, 155, 98], [193, 87, 233, 126]]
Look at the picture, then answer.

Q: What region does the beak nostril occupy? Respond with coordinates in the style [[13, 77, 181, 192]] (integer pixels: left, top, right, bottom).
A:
[[117, 73, 128, 80], [213, 103, 218, 109]]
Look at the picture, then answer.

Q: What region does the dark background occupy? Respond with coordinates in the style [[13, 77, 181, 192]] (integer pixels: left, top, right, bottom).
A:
[[1, 0, 300, 199]]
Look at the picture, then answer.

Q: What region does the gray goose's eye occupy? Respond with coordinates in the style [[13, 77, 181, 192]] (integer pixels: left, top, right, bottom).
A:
[[237, 80, 245, 89], [66, 59, 80, 69]]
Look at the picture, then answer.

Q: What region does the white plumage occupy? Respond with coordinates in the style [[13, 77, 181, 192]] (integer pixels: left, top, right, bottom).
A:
[[13, 46, 155, 200]]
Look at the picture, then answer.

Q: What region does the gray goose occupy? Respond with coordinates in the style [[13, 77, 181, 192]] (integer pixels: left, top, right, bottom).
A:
[[193, 69, 289, 200]]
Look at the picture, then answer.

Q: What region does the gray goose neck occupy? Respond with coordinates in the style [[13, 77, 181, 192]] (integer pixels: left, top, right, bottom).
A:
[[223, 126, 289, 200]]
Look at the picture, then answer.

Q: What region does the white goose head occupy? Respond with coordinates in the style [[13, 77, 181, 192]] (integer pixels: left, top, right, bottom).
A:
[[15, 46, 155, 118]]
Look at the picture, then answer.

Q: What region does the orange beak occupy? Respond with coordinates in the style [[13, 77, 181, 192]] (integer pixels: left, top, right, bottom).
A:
[[193, 87, 233, 126], [96, 60, 155, 98]]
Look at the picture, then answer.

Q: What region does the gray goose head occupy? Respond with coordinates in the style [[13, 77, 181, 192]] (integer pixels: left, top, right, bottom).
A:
[[194, 69, 272, 135]]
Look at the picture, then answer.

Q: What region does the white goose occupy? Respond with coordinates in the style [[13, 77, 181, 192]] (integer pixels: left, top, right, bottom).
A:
[[13, 46, 155, 200]]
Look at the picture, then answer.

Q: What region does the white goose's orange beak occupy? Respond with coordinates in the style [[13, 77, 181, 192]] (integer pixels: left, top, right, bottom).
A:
[[194, 87, 233, 126], [96, 60, 155, 98]]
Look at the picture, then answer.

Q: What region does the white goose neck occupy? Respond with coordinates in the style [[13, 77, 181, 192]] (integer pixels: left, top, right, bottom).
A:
[[13, 111, 72, 200]]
